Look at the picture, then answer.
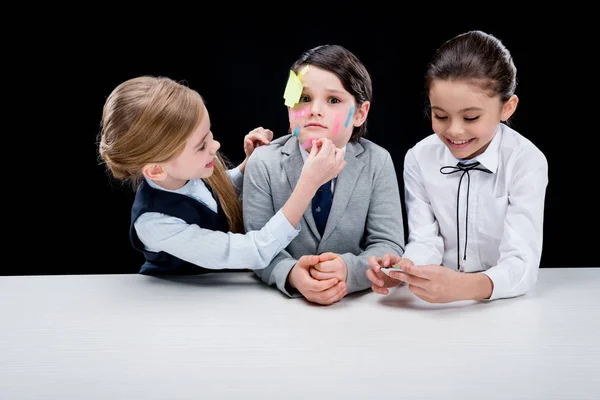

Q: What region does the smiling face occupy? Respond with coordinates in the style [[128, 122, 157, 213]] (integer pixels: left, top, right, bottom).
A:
[[288, 65, 369, 150], [429, 79, 517, 160], [163, 107, 220, 185], [143, 105, 221, 190]]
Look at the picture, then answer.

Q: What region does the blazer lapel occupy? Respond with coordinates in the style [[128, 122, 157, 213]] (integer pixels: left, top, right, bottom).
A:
[[281, 137, 322, 238], [321, 141, 365, 242], [282, 136, 303, 191]]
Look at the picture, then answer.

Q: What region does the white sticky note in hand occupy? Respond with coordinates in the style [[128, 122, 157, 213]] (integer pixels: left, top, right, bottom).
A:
[[381, 265, 405, 277]]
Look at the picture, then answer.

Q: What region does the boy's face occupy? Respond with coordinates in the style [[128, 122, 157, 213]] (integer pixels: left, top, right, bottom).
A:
[[288, 66, 369, 150], [429, 79, 517, 160]]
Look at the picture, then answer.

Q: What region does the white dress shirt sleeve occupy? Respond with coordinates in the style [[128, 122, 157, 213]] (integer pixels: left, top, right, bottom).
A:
[[482, 146, 548, 300], [134, 209, 300, 270], [402, 149, 445, 266]]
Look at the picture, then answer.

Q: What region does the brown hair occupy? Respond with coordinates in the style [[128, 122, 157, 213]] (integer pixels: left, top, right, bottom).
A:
[[98, 76, 243, 233], [424, 30, 518, 122]]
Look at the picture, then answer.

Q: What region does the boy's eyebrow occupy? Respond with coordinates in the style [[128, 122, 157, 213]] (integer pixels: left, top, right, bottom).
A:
[[302, 86, 347, 95], [325, 88, 346, 94], [431, 105, 484, 112]]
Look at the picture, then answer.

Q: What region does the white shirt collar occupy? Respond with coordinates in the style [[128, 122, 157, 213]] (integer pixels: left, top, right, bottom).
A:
[[143, 176, 217, 212], [144, 175, 202, 194]]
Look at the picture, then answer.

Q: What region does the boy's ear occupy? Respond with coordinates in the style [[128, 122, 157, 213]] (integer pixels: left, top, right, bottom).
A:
[[501, 95, 519, 121], [353, 101, 370, 127], [142, 163, 167, 181]]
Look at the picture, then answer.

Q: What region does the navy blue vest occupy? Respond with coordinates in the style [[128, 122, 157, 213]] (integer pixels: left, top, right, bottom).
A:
[[130, 181, 230, 275]]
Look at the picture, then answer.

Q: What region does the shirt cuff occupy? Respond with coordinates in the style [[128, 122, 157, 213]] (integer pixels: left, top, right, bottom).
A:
[[481, 268, 508, 300], [266, 209, 301, 246]]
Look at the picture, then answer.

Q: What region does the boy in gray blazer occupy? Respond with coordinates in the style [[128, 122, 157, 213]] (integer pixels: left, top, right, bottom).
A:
[[243, 44, 405, 305]]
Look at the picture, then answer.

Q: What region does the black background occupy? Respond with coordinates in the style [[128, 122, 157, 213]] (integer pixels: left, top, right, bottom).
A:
[[11, 15, 594, 275]]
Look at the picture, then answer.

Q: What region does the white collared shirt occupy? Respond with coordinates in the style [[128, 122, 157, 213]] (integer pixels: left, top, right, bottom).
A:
[[402, 124, 548, 300], [134, 166, 301, 270]]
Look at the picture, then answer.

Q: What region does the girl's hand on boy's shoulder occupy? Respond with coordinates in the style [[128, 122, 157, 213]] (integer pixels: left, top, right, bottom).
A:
[[243, 127, 273, 158]]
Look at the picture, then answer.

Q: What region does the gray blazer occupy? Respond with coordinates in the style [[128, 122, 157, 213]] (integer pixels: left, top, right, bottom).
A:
[[243, 134, 405, 297]]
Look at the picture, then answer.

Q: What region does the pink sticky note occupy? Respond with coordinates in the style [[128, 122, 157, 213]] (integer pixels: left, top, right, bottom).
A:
[[302, 138, 317, 149], [294, 108, 309, 119], [289, 108, 308, 132], [331, 113, 342, 135]]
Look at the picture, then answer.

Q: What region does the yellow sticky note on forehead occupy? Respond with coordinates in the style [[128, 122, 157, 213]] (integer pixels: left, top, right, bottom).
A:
[[283, 70, 303, 107], [297, 65, 309, 79], [283, 66, 309, 107]]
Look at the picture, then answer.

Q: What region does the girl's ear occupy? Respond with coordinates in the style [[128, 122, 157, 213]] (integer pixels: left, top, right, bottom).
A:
[[501, 95, 519, 121], [353, 101, 371, 127], [142, 163, 167, 181]]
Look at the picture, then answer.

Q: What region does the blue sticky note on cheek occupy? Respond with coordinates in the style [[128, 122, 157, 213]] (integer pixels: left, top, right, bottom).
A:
[[344, 105, 355, 127]]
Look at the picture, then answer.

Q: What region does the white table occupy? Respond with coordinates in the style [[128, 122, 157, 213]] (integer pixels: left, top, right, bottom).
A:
[[1, 268, 599, 400]]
